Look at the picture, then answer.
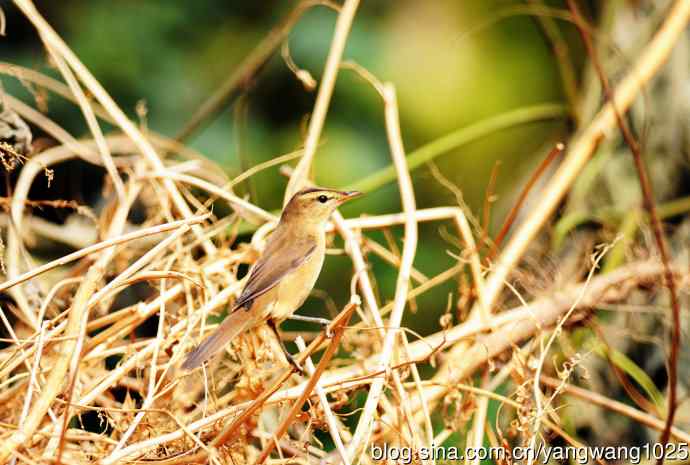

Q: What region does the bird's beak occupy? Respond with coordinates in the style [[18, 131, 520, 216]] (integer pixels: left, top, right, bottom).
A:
[[338, 190, 363, 204]]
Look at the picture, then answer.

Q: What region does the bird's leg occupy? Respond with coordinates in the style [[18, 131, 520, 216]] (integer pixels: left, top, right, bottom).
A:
[[267, 318, 304, 374], [286, 314, 333, 338]]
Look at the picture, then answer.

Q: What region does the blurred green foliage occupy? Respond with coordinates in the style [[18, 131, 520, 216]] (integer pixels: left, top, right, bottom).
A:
[[2, 0, 579, 335]]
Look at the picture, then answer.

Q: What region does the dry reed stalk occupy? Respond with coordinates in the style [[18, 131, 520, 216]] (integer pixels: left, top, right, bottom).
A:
[[108, 261, 672, 460], [346, 84, 418, 461], [468, 376, 490, 465], [401, 332, 434, 460], [0, 2, 688, 463], [13, 0, 217, 257], [427, 0, 690, 422], [8, 323, 47, 465], [294, 337, 349, 465], [364, 237, 428, 285], [0, 216, 207, 295], [284, 0, 360, 201], [143, 170, 275, 224], [43, 43, 125, 202]]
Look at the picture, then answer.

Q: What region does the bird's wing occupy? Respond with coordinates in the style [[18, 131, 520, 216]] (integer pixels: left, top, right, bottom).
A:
[[182, 229, 317, 370], [232, 228, 316, 312]]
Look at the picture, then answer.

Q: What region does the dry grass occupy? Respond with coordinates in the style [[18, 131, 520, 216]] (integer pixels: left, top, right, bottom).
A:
[[1, 1, 690, 464]]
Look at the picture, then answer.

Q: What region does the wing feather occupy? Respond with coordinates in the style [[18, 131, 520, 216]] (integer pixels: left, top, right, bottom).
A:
[[182, 226, 318, 370], [232, 228, 316, 312]]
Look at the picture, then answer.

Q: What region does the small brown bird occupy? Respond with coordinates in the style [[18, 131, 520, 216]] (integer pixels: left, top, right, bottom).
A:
[[182, 188, 361, 370]]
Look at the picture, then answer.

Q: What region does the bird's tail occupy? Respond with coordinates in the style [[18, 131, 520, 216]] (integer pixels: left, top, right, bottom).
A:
[[181, 309, 254, 370]]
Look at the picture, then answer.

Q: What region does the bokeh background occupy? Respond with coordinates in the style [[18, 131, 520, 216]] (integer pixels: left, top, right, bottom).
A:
[[0, 0, 580, 336], [4, 0, 690, 456]]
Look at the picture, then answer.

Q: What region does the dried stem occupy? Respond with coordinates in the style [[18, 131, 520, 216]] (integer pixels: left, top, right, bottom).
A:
[[492, 143, 564, 253], [346, 84, 417, 460], [284, 0, 360, 201], [13, 0, 217, 256], [254, 313, 352, 465], [43, 42, 125, 202], [294, 337, 349, 465], [567, 2, 684, 458], [476, 0, 690, 323], [0, 215, 208, 294]]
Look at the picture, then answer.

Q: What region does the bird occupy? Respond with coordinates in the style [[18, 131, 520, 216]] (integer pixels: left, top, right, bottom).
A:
[[182, 187, 362, 371]]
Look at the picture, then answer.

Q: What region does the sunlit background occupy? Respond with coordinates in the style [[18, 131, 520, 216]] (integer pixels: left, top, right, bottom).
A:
[[4, 0, 690, 456], [0, 0, 583, 338]]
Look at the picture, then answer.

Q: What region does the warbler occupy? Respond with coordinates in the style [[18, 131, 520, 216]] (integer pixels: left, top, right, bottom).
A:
[[182, 187, 361, 370]]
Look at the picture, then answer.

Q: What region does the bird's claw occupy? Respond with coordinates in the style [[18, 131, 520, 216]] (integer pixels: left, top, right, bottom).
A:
[[321, 321, 334, 339], [286, 353, 305, 375]]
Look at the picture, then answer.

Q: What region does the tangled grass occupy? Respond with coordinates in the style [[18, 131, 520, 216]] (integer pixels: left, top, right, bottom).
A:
[[1, 1, 690, 464]]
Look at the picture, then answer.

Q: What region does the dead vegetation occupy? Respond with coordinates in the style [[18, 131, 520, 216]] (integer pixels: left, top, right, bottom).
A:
[[0, 1, 689, 464]]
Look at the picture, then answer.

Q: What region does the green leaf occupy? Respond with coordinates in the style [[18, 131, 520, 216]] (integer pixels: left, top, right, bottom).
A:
[[590, 341, 665, 411], [344, 103, 568, 194]]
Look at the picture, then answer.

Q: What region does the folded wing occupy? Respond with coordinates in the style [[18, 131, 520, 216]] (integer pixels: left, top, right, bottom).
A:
[[182, 227, 316, 370], [232, 229, 316, 312]]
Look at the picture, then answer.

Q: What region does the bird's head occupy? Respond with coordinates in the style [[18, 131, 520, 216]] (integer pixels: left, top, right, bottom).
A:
[[282, 188, 362, 225]]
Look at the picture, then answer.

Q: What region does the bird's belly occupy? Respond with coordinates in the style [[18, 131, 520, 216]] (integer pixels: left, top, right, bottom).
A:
[[271, 250, 325, 321]]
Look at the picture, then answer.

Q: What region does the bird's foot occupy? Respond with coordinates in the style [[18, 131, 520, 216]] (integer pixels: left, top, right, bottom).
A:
[[285, 352, 305, 375], [321, 320, 334, 339], [267, 318, 304, 375]]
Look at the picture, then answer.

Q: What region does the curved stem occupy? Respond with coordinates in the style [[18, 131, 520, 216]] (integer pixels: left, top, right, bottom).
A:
[[346, 103, 567, 194]]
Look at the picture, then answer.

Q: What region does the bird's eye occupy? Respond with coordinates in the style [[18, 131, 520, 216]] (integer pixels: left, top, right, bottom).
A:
[[317, 195, 328, 203]]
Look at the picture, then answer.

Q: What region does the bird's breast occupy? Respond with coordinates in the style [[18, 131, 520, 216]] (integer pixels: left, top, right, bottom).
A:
[[271, 238, 326, 321]]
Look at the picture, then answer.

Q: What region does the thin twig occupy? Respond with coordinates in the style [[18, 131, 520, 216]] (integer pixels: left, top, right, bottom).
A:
[[492, 143, 564, 254], [143, 169, 275, 223], [294, 337, 350, 465], [44, 42, 125, 202], [0, 215, 208, 294], [254, 316, 353, 465], [175, 1, 338, 142], [284, 0, 360, 201]]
